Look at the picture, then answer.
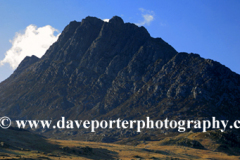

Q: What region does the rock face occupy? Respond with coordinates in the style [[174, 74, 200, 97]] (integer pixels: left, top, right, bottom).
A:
[[0, 16, 240, 140]]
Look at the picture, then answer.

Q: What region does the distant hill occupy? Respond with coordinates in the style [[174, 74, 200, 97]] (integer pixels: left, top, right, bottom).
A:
[[0, 16, 240, 141]]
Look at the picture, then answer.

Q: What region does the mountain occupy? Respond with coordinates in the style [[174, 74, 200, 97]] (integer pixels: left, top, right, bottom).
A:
[[0, 16, 240, 141]]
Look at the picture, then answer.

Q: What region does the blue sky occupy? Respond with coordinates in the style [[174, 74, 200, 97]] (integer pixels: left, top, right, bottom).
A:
[[0, 0, 240, 82]]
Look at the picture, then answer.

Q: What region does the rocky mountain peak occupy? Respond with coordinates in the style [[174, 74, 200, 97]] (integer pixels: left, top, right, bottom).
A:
[[11, 55, 39, 78], [109, 16, 124, 25], [0, 16, 239, 141]]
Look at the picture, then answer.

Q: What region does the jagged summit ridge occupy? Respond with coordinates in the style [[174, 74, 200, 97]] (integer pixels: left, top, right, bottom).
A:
[[109, 16, 124, 24], [37, 16, 170, 78]]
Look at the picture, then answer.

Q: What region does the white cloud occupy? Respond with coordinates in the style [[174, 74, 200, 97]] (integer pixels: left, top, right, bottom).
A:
[[136, 8, 155, 26], [103, 19, 110, 22], [0, 25, 60, 69]]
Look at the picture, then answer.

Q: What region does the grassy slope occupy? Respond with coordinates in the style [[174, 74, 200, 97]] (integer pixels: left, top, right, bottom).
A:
[[0, 128, 240, 159]]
